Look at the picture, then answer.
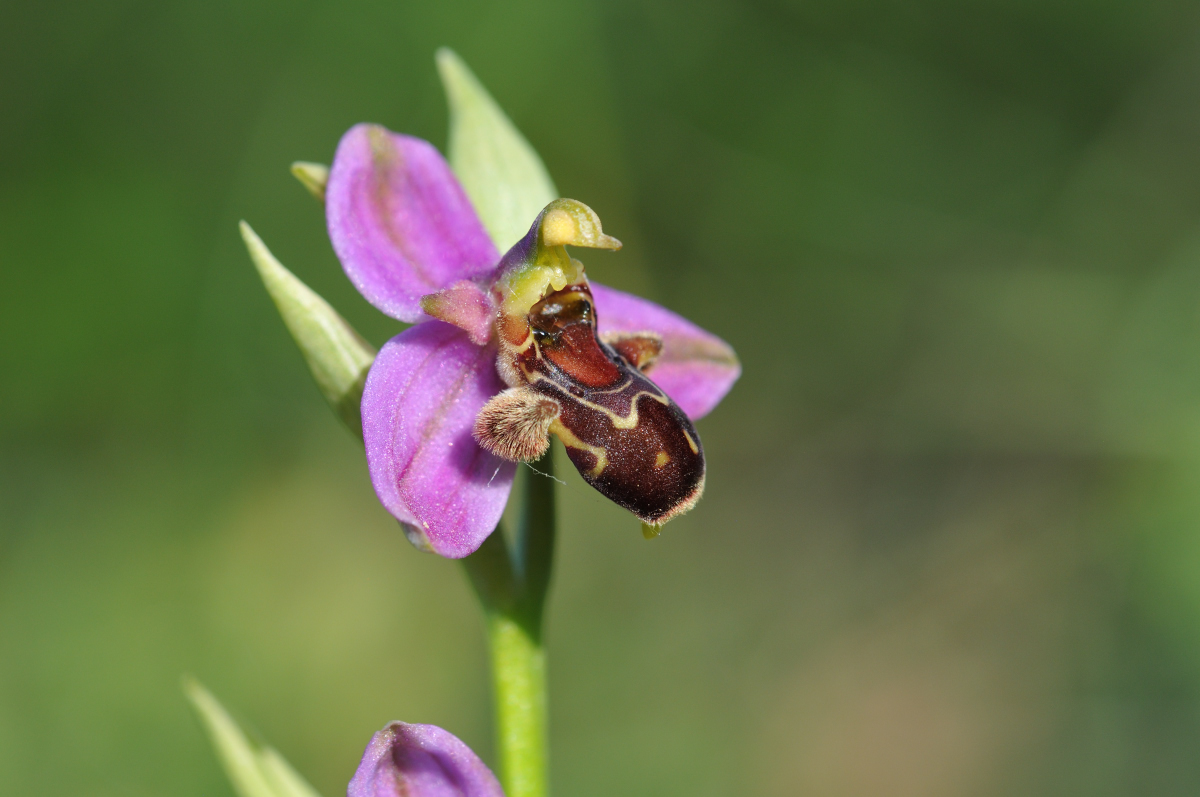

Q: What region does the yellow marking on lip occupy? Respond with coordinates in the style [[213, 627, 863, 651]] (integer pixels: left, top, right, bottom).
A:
[[571, 374, 668, 398], [512, 331, 534, 354], [524, 370, 668, 430], [682, 429, 699, 454], [655, 451, 670, 468], [550, 419, 608, 477]]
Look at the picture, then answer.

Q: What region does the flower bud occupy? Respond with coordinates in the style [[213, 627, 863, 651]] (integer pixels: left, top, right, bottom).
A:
[[349, 722, 504, 797]]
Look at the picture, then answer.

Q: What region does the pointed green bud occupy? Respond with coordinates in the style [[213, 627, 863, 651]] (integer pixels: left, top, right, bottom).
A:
[[240, 221, 375, 438], [183, 677, 324, 797], [436, 47, 557, 253], [291, 162, 329, 202]]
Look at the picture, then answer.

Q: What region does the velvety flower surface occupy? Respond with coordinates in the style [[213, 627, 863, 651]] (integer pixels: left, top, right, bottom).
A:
[[348, 721, 503, 797], [327, 123, 739, 558]]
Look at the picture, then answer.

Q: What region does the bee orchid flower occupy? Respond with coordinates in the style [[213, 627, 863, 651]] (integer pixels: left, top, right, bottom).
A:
[[327, 123, 739, 558]]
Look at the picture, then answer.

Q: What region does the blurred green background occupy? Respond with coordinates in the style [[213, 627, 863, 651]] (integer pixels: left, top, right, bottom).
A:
[[7, 0, 1200, 794]]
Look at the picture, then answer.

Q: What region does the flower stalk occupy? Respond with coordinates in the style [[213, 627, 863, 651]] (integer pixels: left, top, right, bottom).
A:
[[486, 614, 547, 797], [463, 454, 556, 797]]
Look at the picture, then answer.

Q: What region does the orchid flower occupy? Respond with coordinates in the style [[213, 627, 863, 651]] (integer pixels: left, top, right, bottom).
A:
[[349, 721, 504, 797], [326, 122, 738, 558], [326, 116, 738, 558]]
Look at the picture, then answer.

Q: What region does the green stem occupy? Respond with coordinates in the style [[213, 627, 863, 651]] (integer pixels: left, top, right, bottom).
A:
[[487, 612, 547, 797], [461, 452, 556, 797]]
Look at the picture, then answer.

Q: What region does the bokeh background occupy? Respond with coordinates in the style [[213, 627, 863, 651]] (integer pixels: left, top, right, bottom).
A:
[[7, 0, 1200, 794]]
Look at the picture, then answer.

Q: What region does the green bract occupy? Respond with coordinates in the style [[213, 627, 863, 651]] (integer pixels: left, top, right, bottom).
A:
[[184, 678, 324, 797], [289, 162, 329, 202], [437, 48, 557, 253], [240, 221, 375, 437]]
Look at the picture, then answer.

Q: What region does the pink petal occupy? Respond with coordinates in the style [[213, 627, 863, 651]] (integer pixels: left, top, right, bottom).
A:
[[361, 321, 514, 558], [591, 283, 740, 420], [348, 722, 504, 797], [327, 124, 500, 322], [420, 280, 496, 346]]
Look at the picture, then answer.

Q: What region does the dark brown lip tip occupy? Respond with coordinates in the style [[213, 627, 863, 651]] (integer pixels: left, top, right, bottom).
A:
[[632, 473, 706, 527]]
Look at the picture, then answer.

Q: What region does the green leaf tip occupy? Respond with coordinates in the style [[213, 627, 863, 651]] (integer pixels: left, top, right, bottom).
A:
[[291, 162, 329, 202], [183, 676, 324, 797], [436, 47, 558, 253], [239, 221, 375, 438]]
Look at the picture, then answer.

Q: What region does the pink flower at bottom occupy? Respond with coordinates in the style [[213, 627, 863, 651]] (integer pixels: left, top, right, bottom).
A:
[[349, 721, 504, 797]]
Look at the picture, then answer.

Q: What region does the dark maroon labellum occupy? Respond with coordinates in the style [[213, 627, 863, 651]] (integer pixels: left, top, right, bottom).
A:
[[471, 199, 708, 527], [519, 284, 704, 524]]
